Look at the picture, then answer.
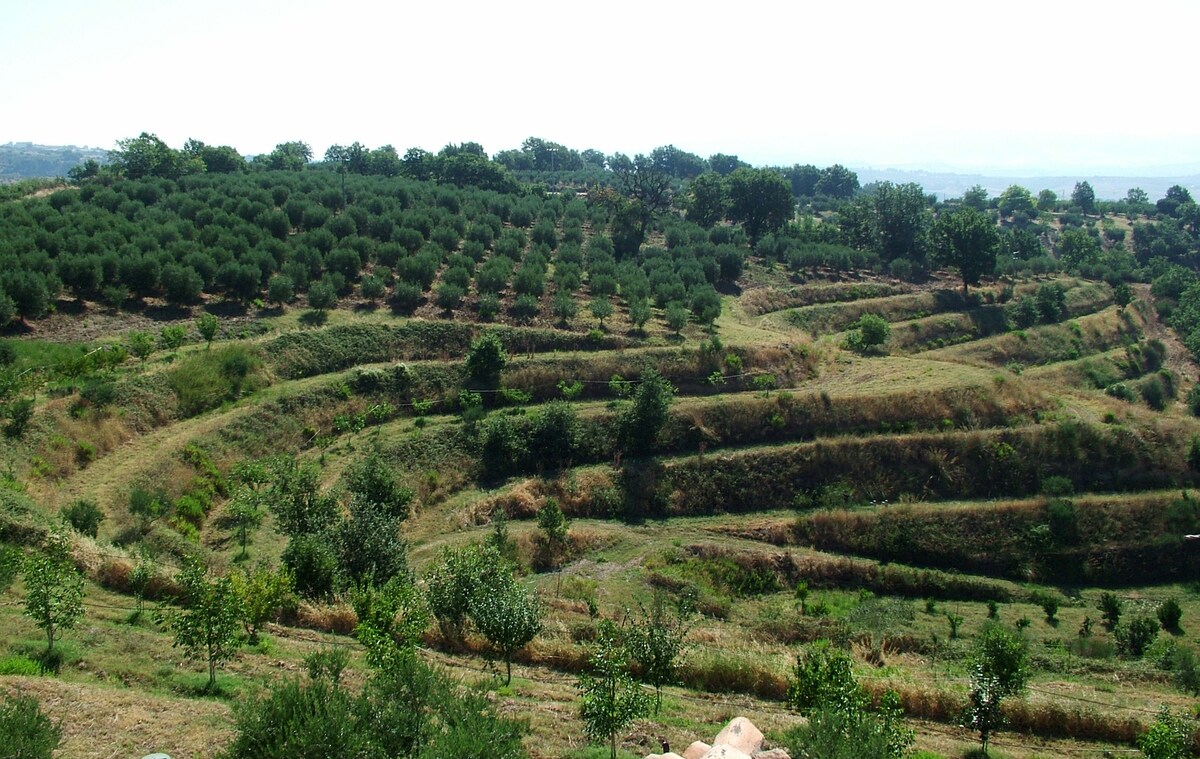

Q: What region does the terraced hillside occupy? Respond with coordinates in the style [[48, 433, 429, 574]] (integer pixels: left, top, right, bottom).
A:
[[3, 237, 1200, 759]]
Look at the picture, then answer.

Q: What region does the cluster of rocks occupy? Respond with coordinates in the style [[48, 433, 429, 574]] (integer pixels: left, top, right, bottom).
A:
[[645, 717, 790, 759]]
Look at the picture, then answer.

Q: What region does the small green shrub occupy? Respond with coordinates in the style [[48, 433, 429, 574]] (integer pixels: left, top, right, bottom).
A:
[[0, 655, 41, 676], [61, 499, 104, 537], [167, 345, 265, 417], [788, 640, 861, 713], [1170, 645, 1200, 696], [1040, 476, 1074, 497], [1139, 375, 1169, 411], [4, 398, 34, 439], [1115, 615, 1159, 658], [1098, 592, 1123, 629], [1157, 598, 1183, 631], [1106, 382, 1135, 402], [1045, 498, 1078, 545], [1138, 707, 1192, 759], [0, 694, 61, 759], [846, 313, 890, 354], [1032, 591, 1060, 623], [1187, 385, 1200, 417]]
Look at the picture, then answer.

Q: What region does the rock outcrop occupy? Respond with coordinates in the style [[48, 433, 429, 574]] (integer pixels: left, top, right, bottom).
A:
[[645, 717, 789, 759]]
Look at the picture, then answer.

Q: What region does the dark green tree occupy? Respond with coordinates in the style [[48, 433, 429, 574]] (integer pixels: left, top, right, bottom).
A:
[[344, 448, 412, 520], [109, 132, 194, 179], [816, 164, 860, 199], [183, 138, 245, 173], [196, 312, 220, 349], [1072, 181, 1097, 214], [229, 562, 294, 645], [846, 313, 891, 354], [469, 578, 542, 685], [590, 295, 614, 329], [872, 182, 932, 265], [0, 695, 61, 759], [465, 333, 508, 390], [709, 153, 747, 176], [259, 142, 312, 171], [962, 184, 990, 211], [333, 500, 408, 586], [686, 172, 729, 227], [965, 625, 1029, 756], [425, 543, 511, 646], [997, 185, 1034, 217], [727, 167, 795, 243], [618, 370, 675, 457], [1125, 187, 1149, 206], [1057, 228, 1101, 268], [931, 206, 999, 295], [61, 499, 104, 538], [609, 153, 672, 248], [266, 455, 338, 537]]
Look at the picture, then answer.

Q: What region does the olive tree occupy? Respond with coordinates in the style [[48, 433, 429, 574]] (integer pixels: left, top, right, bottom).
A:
[[578, 620, 651, 759], [965, 624, 1028, 755], [23, 533, 85, 656], [624, 591, 693, 714], [157, 560, 241, 691], [470, 578, 542, 685]]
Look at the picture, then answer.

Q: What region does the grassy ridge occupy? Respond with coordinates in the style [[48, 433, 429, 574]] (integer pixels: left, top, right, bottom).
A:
[[783, 289, 972, 335], [742, 281, 911, 316], [792, 492, 1200, 584], [267, 321, 625, 379], [918, 304, 1144, 368], [656, 421, 1194, 514]]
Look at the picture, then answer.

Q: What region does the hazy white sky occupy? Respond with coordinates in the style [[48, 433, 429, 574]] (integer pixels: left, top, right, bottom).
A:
[[3, 0, 1198, 175]]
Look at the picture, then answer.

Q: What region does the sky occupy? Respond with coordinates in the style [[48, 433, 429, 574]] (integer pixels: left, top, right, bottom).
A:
[[3, 0, 1199, 176]]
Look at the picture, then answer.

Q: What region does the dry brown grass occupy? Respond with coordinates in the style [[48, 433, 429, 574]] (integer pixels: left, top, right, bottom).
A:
[[921, 305, 1144, 369], [1, 675, 234, 759], [741, 281, 913, 317], [294, 600, 358, 635]]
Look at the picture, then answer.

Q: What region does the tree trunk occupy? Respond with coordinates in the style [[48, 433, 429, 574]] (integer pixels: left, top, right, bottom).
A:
[[610, 733, 617, 759], [505, 657, 512, 686]]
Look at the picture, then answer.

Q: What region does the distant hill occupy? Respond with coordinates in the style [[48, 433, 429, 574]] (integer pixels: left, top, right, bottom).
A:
[[0, 142, 108, 182], [6, 141, 1199, 204], [854, 166, 1200, 202]]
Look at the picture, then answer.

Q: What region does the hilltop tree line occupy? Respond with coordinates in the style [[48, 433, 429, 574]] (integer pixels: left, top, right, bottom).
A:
[[0, 132, 1196, 342]]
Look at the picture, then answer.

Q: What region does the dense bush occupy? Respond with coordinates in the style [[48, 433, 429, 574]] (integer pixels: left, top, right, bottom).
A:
[[1115, 615, 1159, 658], [61, 499, 104, 537], [222, 654, 527, 759], [0, 695, 61, 759], [846, 313, 890, 353], [167, 344, 265, 417]]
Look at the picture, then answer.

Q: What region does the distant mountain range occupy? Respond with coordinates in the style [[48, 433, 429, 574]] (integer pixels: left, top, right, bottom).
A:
[[0, 142, 108, 183], [4, 142, 1198, 203]]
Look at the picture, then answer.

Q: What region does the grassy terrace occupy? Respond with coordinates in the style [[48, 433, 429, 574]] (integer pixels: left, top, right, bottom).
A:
[[4, 256, 1200, 759]]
